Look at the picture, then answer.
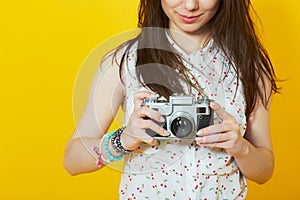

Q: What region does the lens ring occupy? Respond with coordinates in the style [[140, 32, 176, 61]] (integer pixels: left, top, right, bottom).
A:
[[169, 112, 195, 138]]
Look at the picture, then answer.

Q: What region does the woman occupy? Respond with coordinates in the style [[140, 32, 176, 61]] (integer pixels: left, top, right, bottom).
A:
[[64, 0, 279, 199]]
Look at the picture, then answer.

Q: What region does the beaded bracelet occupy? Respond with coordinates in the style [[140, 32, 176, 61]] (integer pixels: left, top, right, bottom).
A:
[[99, 134, 110, 164], [111, 127, 133, 155], [104, 130, 124, 162], [93, 144, 102, 168], [93, 135, 110, 167]]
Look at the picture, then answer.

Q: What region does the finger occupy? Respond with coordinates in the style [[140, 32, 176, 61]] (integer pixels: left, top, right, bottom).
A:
[[197, 124, 223, 136], [127, 131, 158, 146], [137, 118, 170, 137], [196, 120, 236, 136], [135, 132, 158, 146], [144, 138, 158, 146], [210, 102, 235, 122], [133, 91, 156, 111], [137, 106, 165, 122], [197, 140, 232, 149], [195, 133, 229, 144]]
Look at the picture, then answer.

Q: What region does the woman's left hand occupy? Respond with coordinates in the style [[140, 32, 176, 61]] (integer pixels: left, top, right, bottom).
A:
[[195, 102, 249, 157]]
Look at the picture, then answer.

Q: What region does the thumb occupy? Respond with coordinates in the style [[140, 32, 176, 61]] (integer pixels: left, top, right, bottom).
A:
[[210, 102, 228, 121], [133, 91, 157, 111]]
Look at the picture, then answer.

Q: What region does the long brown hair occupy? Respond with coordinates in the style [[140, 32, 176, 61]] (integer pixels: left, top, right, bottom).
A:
[[116, 0, 279, 120]]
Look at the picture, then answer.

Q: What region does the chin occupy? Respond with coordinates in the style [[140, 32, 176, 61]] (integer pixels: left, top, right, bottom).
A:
[[176, 23, 203, 33], [179, 27, 203, 34]]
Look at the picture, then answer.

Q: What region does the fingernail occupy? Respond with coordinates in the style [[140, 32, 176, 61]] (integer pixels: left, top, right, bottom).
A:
[[211, 102, 217, 108], [160, 116, 165, 122], [164, 130, 170, 136], [150, 93, 159, 98], [195, 137, 203, 142], [197, 130, 204, 136]]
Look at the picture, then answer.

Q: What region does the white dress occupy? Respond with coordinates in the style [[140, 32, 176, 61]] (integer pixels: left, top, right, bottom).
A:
[[118, 33, 248, 200]]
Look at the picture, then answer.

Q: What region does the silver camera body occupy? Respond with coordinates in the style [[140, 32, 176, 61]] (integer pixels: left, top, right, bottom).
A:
[[143, 95, 214, 139]]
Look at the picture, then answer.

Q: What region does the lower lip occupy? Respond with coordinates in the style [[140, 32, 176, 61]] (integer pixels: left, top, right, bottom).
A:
[[179, 15, 200, 24]]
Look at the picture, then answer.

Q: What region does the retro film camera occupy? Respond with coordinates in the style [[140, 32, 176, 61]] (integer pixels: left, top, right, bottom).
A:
[[142, 95, 214, 139]]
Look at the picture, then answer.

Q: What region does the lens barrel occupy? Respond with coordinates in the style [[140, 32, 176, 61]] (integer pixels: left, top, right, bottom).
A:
[[170, 112, 195, 138]]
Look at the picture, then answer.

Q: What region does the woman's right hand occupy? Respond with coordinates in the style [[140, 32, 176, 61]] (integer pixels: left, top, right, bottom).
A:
[[120, 91, 170, 151]]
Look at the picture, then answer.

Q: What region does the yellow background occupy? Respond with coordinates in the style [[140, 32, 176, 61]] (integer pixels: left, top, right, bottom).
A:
[[0, 0, 299, 199]]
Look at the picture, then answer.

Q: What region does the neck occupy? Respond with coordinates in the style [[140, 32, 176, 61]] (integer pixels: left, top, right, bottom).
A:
[[168, 27, 211, 55]]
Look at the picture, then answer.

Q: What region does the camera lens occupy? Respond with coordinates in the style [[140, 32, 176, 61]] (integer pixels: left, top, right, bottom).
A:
[[170, 117, 193, 138]]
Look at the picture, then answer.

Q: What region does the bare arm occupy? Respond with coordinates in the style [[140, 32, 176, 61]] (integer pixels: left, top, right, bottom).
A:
[[63, 50, 169, 176], [234, 96, 274, 184], [63, 51, 125, 175]]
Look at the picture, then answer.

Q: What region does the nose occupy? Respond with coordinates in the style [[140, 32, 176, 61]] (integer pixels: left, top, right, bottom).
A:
[[183, 0, 199, 11]]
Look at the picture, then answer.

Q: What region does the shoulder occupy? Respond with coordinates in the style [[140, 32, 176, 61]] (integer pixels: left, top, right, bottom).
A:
[[95, 40, 138, 97], [99, 40, 138, 72], [99, 46, 124, 72]]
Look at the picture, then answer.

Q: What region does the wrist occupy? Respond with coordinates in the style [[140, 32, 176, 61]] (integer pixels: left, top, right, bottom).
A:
[[233, 139, 250, 158], [109, 137, 123, 157], [111, 127, 133, 154], [103, 131, 124, 162], [120, 128, 139, 151]]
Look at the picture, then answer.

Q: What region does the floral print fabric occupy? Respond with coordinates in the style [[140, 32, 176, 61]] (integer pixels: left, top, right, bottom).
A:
[[119, 33, 247, 200]]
